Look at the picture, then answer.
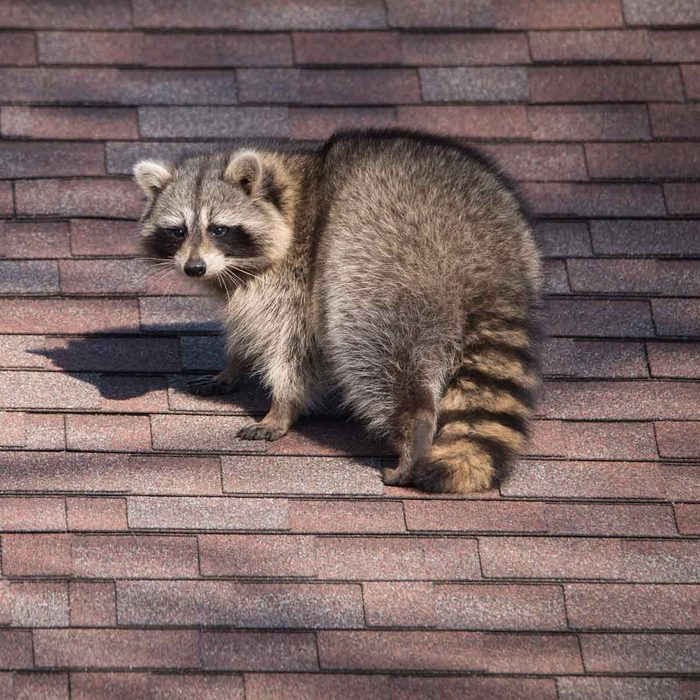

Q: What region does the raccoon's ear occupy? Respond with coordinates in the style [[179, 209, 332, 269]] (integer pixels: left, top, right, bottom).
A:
[[224, 151, 265, 198], [133, 160, 175, 199]]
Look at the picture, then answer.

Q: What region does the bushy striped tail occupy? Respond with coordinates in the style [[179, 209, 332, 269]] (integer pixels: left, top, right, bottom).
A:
[[412, 320, 538, 494]]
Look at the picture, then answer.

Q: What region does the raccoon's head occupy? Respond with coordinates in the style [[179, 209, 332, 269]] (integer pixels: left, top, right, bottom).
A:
[[134, 150, 294, 286]]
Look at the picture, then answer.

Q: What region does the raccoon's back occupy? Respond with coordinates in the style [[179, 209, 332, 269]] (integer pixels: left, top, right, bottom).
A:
[[312, 130, 541, 436], [315, 130, 540, 331]]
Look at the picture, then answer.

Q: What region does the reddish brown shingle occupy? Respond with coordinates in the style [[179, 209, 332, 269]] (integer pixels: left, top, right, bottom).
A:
[[580, 633, 700, 673], [133, 0, 388, 30], [675, 504, 700, 535], [0, 32, 37, 65], [664, 183, 700, 215], [647, 342, 700, 378], [2, 106, 139, 140], [145, 33, 293, 67], [0, 220, 71, 258], [71, 673, 243, 700], [66, 497, 128, 531], [65, 415, 152, 452], [117, 580, 365, 627], [15, 178, 142, 218], [301, 68, 421, 104], [623, 0, 700, 26], [402, 32, 529, 65], [289, 499, 406, 533], [403, 500, 546, 532], [650, 104, 700, 139], [362, 581, 435, 627], [565, 583, 700, 629], [540, 380, 700, 420], [529, 65, 684, 102], [294, 31, 402, 65], [649, 30, 700, 62], [586, 143, 700, 179], [502, 460, 700, 501], [69, 581, 117, 626], [317, 630, 584, 673], [543, 503, 677, 537], [434, 583, 568, 630], [479, 536, 626, 580], [290, 107, 396, 139], [246, 675, 557, 700], [201, 631, 319, 671], [397, 105, 529, 138], [528, 420, 658, 459], [529, 30, 648, 62], [38, 31, 144, 65], [33, 629, 200, 669], [0, 630, 33, 669], [0, 142, 104, 178], [655, 421, 700, 458], [529, 104, 651, 141], [0, 0, 131, 29], [652, 298, 700, 337]]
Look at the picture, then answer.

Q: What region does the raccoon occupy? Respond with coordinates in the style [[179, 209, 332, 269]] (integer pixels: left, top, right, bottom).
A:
[[134, 130, 541, 493]]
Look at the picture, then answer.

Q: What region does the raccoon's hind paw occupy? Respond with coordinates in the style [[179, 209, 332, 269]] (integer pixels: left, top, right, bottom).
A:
[[237, 423, 287, 441], [382, 465, 412, 486], [187, 375, 238, 396]]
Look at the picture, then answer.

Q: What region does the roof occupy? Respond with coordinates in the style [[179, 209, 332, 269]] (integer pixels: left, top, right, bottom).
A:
[[0, 1, 698, 697]]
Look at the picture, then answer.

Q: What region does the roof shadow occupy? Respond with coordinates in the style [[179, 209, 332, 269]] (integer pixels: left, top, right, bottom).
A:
[[30, 324, 392, 460]]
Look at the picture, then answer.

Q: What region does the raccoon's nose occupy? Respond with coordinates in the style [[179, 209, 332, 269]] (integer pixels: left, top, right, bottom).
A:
[[184, 259, 207, 277]]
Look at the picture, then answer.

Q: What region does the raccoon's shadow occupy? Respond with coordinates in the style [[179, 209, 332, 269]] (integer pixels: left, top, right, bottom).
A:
[[31, 324, 391, 461]]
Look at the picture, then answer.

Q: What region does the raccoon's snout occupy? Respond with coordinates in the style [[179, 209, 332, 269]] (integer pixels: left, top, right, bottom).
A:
[[184, 258, 207, 277]]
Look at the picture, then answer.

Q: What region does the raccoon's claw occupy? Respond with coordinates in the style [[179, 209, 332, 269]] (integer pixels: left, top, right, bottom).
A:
[[237, 423, 287, 441], [382, 466, 411, 486], [187, 375, 238, 396]]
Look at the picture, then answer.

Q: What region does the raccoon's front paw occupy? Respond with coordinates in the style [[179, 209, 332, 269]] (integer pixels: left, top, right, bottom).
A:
[[382, 466, 411, 486], [187, 375, 238, 396], [237, 423, 287, 441]]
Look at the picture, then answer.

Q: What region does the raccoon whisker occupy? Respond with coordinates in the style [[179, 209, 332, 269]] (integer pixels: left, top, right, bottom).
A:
[[215, 271, 229, 291], [138, 263, 173, 278], [140, 267, 174, 281], [222, 265, 255, 292], [227, 270, 247, 295], [231, 271, 247, 289], [224, 262, 256, 279], [218, 267, 243, 293], [220, 265, 243, 285], [162, 282, 177, 299], [217, 277, 235, 302], [140, 266, 175, 286], [158, 270, 183, 299], [138, 264, 176, 282], [140, 265, 179, 293], [228, 267, 245, 282], [215, 268, 232, 288], [218, 268, 232, 285], [139, 258, 178, 270]]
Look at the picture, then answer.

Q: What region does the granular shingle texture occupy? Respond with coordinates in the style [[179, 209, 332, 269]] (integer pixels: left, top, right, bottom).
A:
[[0, 2, 698, 694]]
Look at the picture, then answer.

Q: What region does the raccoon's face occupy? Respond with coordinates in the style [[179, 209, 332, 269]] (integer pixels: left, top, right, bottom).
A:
[[134, 150, 293, 286]]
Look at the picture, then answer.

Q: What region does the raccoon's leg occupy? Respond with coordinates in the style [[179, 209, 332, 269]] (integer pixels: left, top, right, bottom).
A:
[[187, 353, 242, 396], [237, 344, 311, 441], [237, 395, 300, 441], [382, 405, 437, 486]]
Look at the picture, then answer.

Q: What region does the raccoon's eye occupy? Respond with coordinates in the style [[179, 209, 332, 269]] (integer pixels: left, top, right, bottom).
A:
[[163, 227, 186, 239], [210, 225, 235, 237]]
